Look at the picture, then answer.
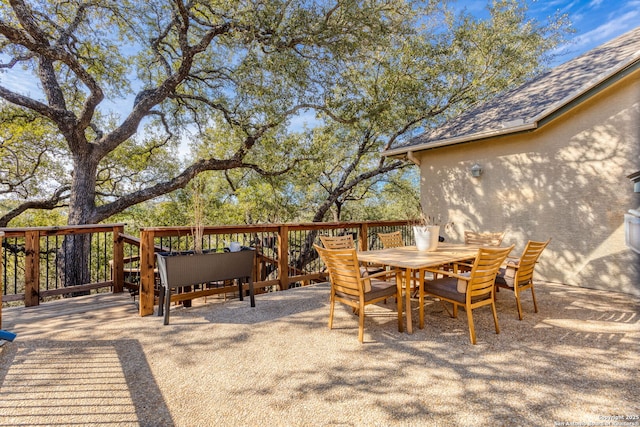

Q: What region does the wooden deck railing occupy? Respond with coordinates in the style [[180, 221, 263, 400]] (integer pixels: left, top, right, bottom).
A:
[[0, 221, 413, 320], [1, 224, 127, 307], [138, 221, 412, 316]]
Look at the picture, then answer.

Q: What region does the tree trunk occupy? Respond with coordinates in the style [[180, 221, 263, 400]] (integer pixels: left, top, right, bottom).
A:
[[57, 155, 99, 295], [57, 233, 92, 295], [332, 201, 342, 222], [292, 196, 341, 273], [68, 154, 98, 225]]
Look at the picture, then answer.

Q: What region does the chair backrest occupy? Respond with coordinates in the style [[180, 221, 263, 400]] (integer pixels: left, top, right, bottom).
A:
[[464, 230, 506, 247], [319, 234, 355, 250], [378, 231, 405, 248], [467, 245, 514, 299], [314, 244, 370, 294], [513, 239, 551, 285]]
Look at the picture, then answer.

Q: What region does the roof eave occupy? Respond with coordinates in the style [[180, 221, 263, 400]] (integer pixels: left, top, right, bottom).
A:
[[382, 122, 538, 157], [385, 50, 640, 159], [530, 52, 640, 125]]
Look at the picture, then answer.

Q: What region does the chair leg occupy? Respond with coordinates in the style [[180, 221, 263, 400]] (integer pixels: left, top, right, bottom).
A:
[[419, 291, 425, 330], [466, 306, 476, 345], [397, 274, 404, 333], [515, 291, 524, 321], [358, 304, 365, 343], [397, 295, 403, 332], [491, 301, 500, 335], [530, 285, 539, 313], [441, 300, 454, 318], [328, 295, 335, 329]]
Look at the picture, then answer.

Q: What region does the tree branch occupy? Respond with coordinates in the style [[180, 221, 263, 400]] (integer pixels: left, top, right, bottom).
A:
[[0, 185, 70, 227]]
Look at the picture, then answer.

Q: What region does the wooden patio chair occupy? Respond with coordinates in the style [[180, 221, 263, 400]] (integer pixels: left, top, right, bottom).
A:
[[377, 231, 424, 294], [320, 234, 383, 275], [464, 230, 506, 246], [319, 234, 357, 250], [378, 231, 405, 248], [452, 230, 507, 274], [420, 244, 514, 345], [495, 238, 551, 320], [314, 244, 403, 343]]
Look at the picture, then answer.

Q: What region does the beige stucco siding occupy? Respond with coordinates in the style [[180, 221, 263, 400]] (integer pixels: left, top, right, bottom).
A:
[[417, 68, 640, 295]]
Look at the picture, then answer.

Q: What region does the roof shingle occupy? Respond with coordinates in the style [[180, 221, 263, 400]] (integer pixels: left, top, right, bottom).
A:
[[388, 26, 640, 155]]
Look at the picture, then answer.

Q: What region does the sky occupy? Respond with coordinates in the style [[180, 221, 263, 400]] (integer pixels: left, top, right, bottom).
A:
[[0, 0, 638, 126], [454, 0, 640, 66], [539, 0, 640, 62], [290, 0, 640, 133]]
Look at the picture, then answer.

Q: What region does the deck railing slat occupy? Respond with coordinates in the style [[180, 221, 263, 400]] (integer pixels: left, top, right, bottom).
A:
[[0, 221, 412, 317]]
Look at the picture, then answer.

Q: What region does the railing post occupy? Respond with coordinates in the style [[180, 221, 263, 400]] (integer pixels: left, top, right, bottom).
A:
[[112, 225, 124, 293], [360, 223, 369, 251], [278, 225, 289, 291], [24, 230, 40, 307], [139, 229, 156, 316]]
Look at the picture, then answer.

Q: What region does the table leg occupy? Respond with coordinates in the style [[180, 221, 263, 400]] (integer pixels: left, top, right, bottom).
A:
[[249, 278, 255, 307], [406, 268, 413, 334], [157, 286, 165, 317], [163, 286, 172, 325], [396, 271, 404, 333], [419, 268, 425, 329]]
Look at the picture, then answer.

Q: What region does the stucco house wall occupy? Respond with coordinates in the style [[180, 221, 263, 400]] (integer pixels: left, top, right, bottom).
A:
[[416, 67, 640, 295]]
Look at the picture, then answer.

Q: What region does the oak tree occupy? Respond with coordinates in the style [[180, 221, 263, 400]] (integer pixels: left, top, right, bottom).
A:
[[0, 0, 414, 286]]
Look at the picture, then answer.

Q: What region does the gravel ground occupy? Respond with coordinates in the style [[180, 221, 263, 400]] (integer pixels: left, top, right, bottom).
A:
[[1, 282, 639, 427]]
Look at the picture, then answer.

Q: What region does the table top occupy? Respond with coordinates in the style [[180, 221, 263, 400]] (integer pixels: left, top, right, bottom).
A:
[[357, 243, 480, 270]]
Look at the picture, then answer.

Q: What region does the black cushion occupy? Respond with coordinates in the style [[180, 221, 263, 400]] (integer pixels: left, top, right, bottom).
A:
[[423, 277, 492, 304], [495, 267, 515, 287], [496, 263, 529, 288], [335, 278, 397, 302], [423, 277, 466, 303]]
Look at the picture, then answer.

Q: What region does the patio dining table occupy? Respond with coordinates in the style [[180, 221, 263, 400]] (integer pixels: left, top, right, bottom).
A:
[[358, 243, 480, 334]]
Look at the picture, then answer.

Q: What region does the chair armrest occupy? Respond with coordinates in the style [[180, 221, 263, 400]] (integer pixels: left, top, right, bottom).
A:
[[423, 267, 469, 281], [429, 260, 472, 274], [455, 262, 474, 268], [363, 268, 400, 280], [369, 263, 387, 270], [502, 259, 520, 270]]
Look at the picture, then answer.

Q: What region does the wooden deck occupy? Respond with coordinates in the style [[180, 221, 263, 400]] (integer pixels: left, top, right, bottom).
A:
[[1, 282, 639, 426]]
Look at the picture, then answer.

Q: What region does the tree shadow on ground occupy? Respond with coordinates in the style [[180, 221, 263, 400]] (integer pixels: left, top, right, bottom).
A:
[[0, 339, 174, 427]]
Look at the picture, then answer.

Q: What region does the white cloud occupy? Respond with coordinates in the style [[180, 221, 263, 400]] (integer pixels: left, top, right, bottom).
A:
[[0, 69, 44, 100], [572, 10, 639, 50]]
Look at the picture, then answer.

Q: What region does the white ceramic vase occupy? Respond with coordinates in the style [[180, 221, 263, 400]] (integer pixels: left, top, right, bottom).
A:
[[413, 225, 440, 251]]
